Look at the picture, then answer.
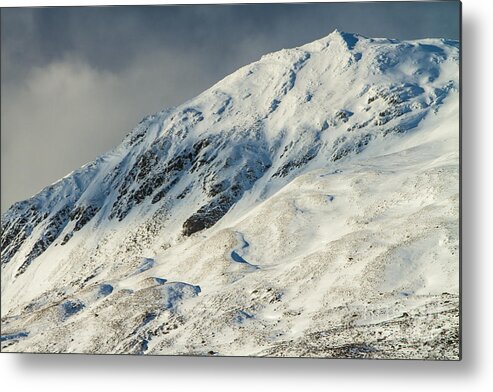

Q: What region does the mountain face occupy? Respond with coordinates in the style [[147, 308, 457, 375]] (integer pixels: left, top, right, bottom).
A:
[[1, 31, 460, 359]]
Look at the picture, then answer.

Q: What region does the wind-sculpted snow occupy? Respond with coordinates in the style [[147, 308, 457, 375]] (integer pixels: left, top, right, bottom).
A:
[[1, 31, 459, 358]]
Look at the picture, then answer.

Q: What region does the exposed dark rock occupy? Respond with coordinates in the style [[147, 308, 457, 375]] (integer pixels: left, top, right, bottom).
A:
[[183, 154, 270, 236], [60, 232, 73, 246], [182, 196, 234, 237], [15, 206, 71, 277], [273, 145, 320, 178], [335, 109, 353, 123], [70, 205, 100, 232], [331, 133, 374, 162], [1, 205, 44, 265], [152, 177, 180, 204], [176, 183, 194, 200]]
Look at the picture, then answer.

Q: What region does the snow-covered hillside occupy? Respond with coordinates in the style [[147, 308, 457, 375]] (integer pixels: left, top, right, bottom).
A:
[[1, 30, 459, 359]]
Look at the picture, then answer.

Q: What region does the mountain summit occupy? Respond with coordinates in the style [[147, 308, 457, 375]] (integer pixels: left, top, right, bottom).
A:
[[1, 31, 459, 359]]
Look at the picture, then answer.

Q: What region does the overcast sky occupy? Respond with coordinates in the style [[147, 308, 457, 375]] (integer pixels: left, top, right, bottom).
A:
[[0, 1, 460, 212]]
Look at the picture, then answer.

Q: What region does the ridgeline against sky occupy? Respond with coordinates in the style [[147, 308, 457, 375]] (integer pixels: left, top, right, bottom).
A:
[[0, 2, 460, 212]]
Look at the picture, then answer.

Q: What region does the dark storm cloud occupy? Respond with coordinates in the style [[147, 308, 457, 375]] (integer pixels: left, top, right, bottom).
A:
[[0, 2, 460, 212], [1, 3, 460, 81]]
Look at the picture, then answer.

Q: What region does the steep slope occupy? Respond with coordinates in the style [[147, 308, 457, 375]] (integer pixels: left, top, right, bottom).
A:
[[1, 31, 459, 359]]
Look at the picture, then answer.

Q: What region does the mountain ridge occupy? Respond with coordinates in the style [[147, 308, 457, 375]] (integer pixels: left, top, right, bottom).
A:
[[1, 30, 459, 358]]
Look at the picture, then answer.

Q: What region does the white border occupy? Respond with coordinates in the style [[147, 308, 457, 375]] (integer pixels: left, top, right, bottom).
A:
[[1, 1, 493, 391]]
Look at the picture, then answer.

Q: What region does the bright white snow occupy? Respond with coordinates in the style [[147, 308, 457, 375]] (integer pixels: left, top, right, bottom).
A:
[[1, 31, 459, 359]]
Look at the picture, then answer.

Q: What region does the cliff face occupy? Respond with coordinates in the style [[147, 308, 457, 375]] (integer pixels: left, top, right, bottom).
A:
[[1, 31, 460, 359]]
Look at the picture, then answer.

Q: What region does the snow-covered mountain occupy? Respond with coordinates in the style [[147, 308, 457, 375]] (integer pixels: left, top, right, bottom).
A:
[[1, 30, 459, 359]]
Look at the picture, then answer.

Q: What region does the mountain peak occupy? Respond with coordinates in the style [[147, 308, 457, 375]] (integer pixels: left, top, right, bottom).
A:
[[301, 29, 364, 52], [330, 29, 361, 49]]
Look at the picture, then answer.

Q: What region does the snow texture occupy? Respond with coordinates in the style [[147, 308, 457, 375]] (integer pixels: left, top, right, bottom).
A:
[[1, 31, 459, 359]]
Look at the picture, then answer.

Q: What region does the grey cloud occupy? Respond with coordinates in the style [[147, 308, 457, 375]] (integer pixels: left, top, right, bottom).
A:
[[1, 50, 223, 212]]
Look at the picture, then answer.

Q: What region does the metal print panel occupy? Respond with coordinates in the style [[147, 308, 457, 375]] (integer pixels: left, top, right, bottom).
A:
[[0, 1, 461, 359]]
